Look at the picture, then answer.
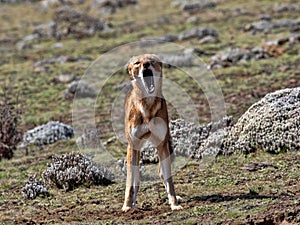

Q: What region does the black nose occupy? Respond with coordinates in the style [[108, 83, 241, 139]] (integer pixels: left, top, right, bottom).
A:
[[143, 62, 150, 68]]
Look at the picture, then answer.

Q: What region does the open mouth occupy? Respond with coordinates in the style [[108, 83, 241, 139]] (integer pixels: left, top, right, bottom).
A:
[[142, 69, 155, 94]]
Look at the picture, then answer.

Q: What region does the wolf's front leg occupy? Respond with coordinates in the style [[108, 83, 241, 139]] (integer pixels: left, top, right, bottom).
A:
[[122, 145, 141, 212], [157, 141, 183, 211]]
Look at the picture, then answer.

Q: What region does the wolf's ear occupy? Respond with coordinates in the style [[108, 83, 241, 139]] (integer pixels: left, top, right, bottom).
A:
[[125, 56, 135, 80], [158, 60, 163, 68]]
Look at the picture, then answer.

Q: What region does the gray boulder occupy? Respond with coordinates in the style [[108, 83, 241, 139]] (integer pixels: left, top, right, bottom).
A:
[[158, 48, 202, 67], [33, 21, 57, 37], [245, 18, 300, 35], [180, 1, 216, 11], [178, 27, 218, 41], [64, 80, 97, 99], [171, 0, 216, 11], [223, 87, 300, 154], [20, 121, 74, 148], [140, 116, 232, 163], [53, 7, 108, 39], [209, 47, 272, 69]]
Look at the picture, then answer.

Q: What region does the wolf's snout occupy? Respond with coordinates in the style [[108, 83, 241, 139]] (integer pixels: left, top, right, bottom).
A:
[[143, 62, 150, 68]]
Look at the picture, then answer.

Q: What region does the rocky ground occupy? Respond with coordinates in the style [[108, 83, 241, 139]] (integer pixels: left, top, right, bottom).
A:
[[0, 0, 299, 224]]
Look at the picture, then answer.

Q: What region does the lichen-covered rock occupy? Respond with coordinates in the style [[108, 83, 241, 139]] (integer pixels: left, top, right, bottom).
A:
[[140, 27, 218, 45], [33, 55, 91, 72], [53, 7, 110, 39], [33, 21, 57, 38], [64, 80, 97, 99], [222, 87, 300, 154], [208, 47, 275, 69], [140, 117, 232, 163], [244, 18, 300, 35], [171, 0, 216, 11], [20, 121, 74, 148], [178, 27, 218, 41], [272, 3, 300, 13], [42, 152, 113, 191], [22, 175, 49, 199], [180, 1, 216, 11], [51, 74, 75, 84], [159, 48, 202, 67]]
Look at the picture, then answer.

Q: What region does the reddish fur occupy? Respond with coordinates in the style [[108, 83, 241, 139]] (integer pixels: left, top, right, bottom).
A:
[[122, 54, 182, 212]]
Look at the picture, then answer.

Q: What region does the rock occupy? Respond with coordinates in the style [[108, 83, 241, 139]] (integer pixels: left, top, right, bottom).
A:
[[208, 45, 279, 69], [178, 27, 218, 41], [42, 152, 113, 191], [273, 3, 300, 13], [171, 1, 216, 12], [186, 16, 198, 24], [53, 6, 109, 39], [158, 48, 200, 67], [33, 56, 68, 68], [199, 35, 218, 44], [140, 116, 233, 163], [15, 34, 39, 50], [140, 27, 218, 44], [259, 14, 272, 21], [20, 121, 74, 148], [33, 55, 91, 70], [289, 33, 300, 44], [51, 42, 64, 48], [180, 1, 216, 12], [21, 175, 49, 199], [64, 80, 97, 99], [33, 21, 56, 37], [244, 20, 273, 34], [245, 18, 300, 35], [39, 0, 81, 10], [140, 34, 178, 42], [209, 48, 254, 69], [222, 87, 300, 154], [51, 74, 75, 84]]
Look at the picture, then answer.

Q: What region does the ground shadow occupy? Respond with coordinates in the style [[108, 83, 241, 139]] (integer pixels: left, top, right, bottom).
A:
[[191, 192, 277, 203]]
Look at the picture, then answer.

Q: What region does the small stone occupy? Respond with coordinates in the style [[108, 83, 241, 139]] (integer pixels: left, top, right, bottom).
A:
[[52, 74, 75, 84], [178, 27, 218, 41], [51, 42, 64, 48], [199, 35, 218, 44], [64, 80, 97, 99], [186, 16, 198, 24]]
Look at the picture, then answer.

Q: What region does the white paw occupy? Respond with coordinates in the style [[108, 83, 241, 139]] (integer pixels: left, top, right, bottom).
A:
[[171, 204, 183, 211], [176, 195, 183, 203], [122, 205, 132, 212]]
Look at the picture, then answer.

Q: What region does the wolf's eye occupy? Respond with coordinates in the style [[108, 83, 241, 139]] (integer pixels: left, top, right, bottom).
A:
[[134, 61, 140, 65]]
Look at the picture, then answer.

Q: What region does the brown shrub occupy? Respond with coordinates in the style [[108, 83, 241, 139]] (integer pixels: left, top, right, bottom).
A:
[[0, 88, 22, 160]]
